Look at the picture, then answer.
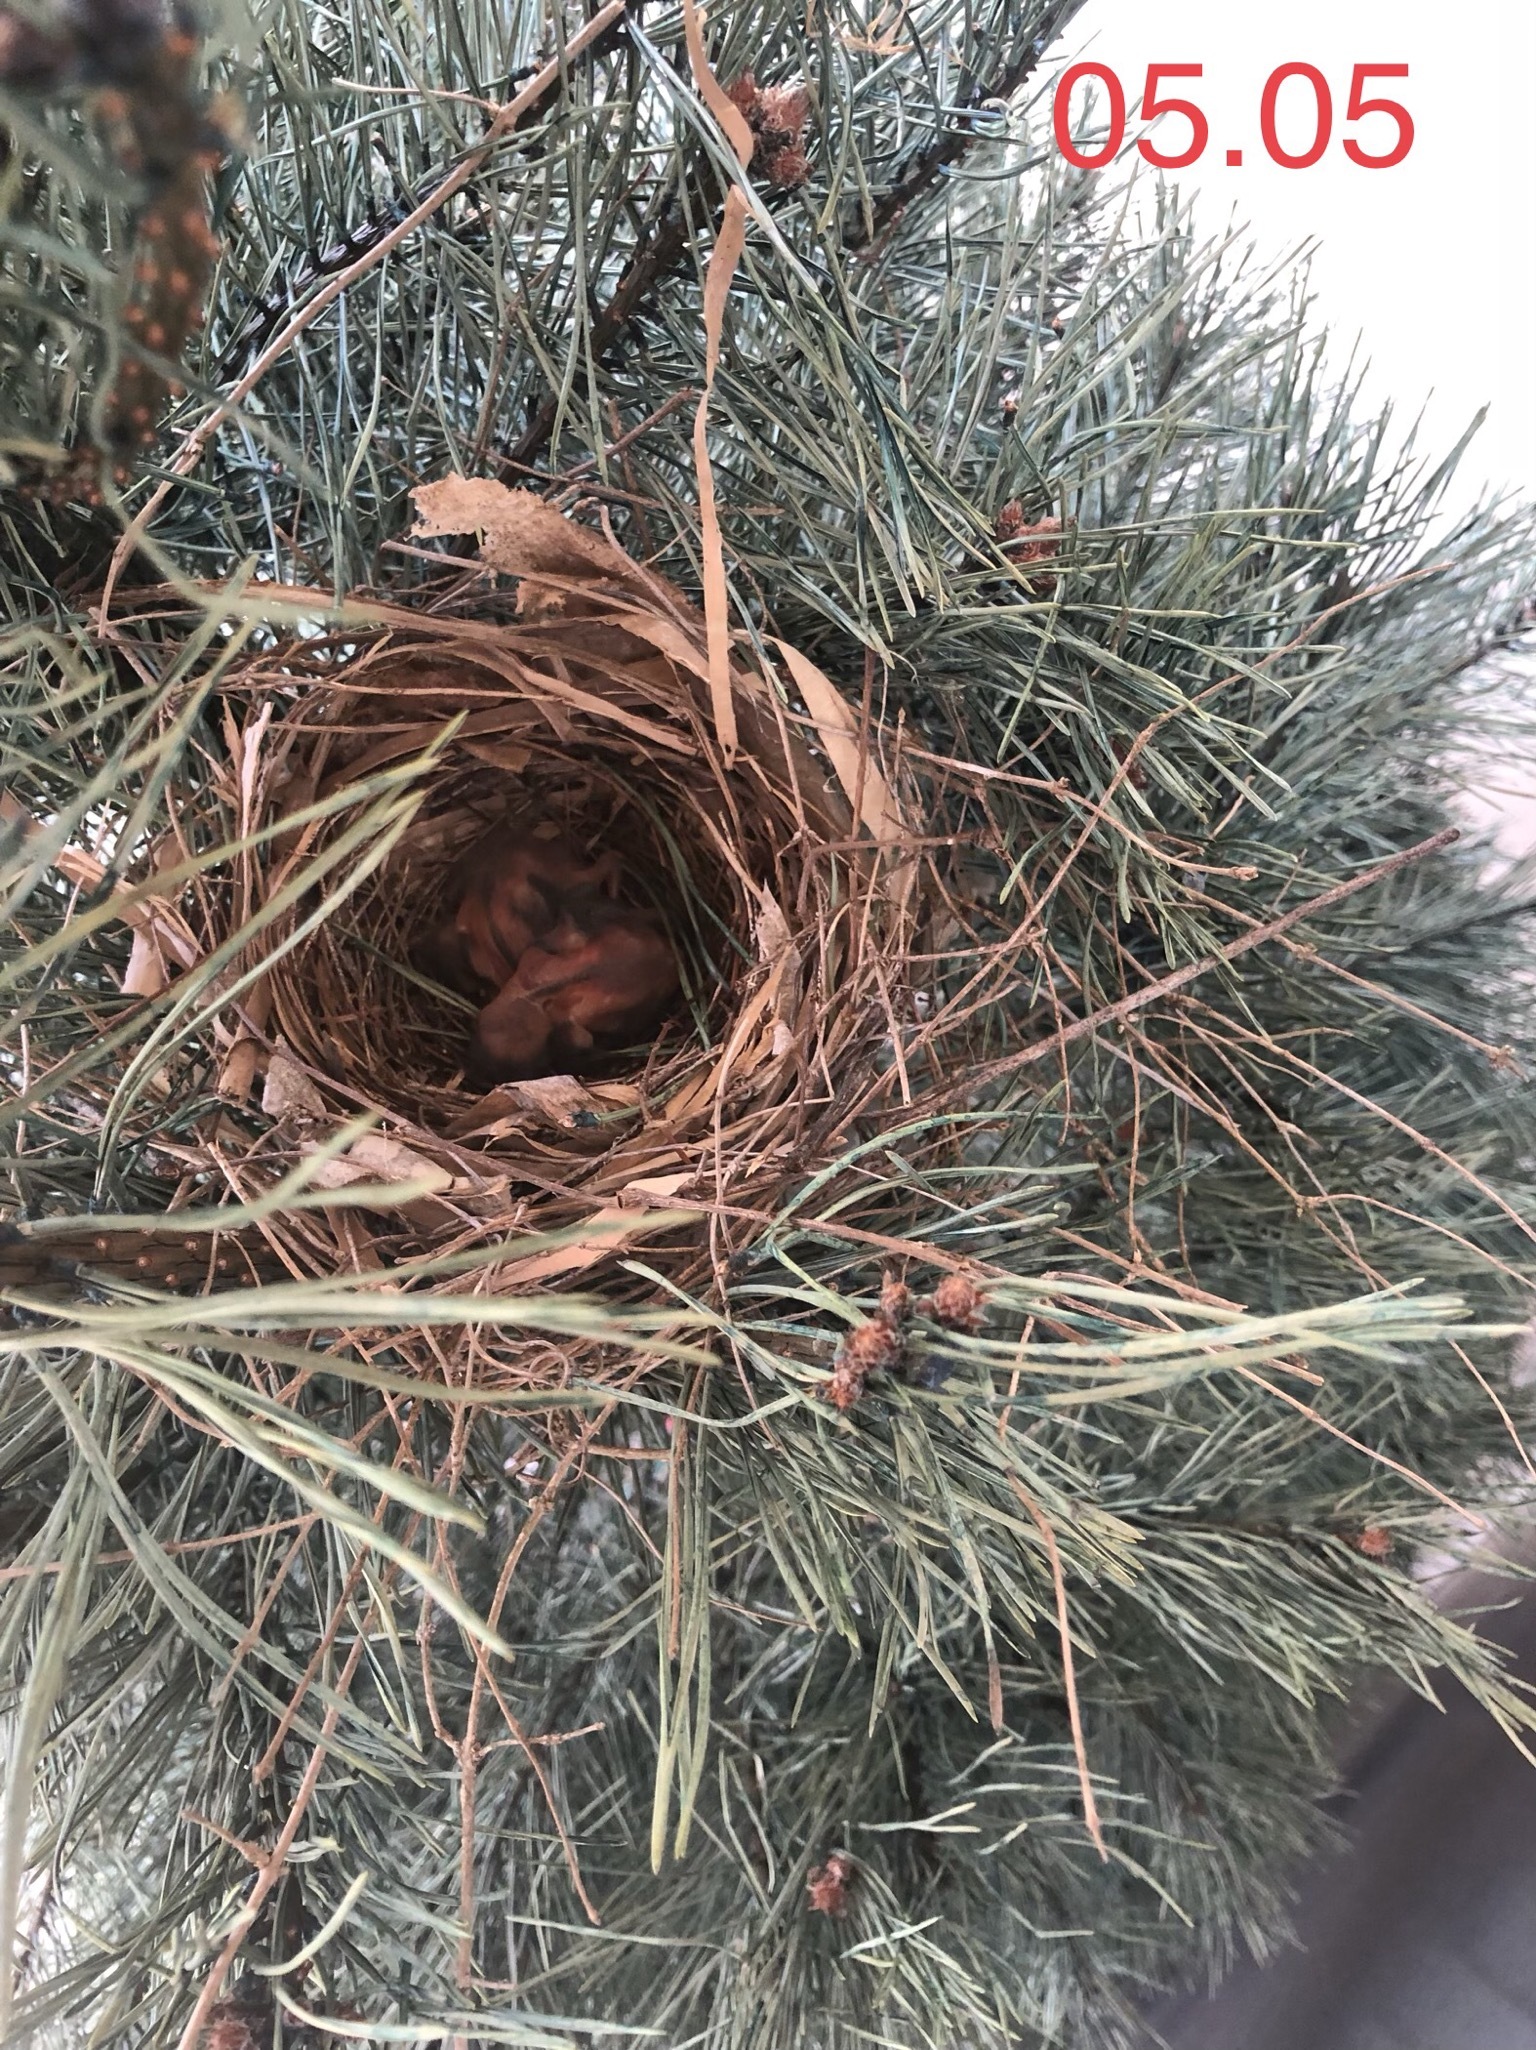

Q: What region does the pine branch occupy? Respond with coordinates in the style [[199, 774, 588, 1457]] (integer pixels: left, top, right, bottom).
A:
[[510, 0, 1085, 468], [7, 3, 1536, 2043], [508, 203, 692, 469], [843, 0, 1083, 255], [0, 1219, 282, 1297], [1000, 826, 1464, 1078], [216, 5, 644, 379]]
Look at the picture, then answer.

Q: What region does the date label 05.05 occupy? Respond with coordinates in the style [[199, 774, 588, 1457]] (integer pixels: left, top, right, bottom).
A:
[[1053, 63, 1414, 172]]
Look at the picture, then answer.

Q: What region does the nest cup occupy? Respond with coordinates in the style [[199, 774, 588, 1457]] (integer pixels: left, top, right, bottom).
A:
[[210, 484, 922, 1256], [268, 650, 799, 1120]]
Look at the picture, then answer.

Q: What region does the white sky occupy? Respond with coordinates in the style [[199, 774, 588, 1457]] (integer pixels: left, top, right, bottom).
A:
[[1070, 0, 1536, 512], [1067, 0, 1536, 855]]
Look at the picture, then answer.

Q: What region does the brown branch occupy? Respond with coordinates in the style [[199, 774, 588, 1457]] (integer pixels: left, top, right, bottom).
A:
[[1178, 990, 1536, 1261], [0, 1516, 309, 1583], [174, 1629, 371, 2050], [1232, 1365, 1485, 1529], [508, 208, 694, 469], [0, 1219, 282, 1297]]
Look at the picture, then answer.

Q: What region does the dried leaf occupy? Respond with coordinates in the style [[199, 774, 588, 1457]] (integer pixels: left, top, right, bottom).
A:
[[681, 0, 757, 164], [754, 887, 793, 968], [692, 183, 750, 768], [2, 790, 205, 976], [348, 1133, 457, 1187], [461, 737, 534, 773], [261, 1046, 327, 1120], [303, 1132, 459, 1204], [505, 1075, 620, 1128], [410, 479, 648, 597], [772, 638, 905, 849], [490, 1173, 700, 1284], [122, 927, 169, 998], [122, 830, 197, 997], [446, 1074, 645, 1141], [681, 0, 755, 769]]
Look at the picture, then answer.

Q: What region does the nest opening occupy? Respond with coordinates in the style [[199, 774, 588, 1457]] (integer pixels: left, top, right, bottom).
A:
[[262, 660, 812, 1136], [293, 752, 742, 1119], [227, 592, 893, 1232]]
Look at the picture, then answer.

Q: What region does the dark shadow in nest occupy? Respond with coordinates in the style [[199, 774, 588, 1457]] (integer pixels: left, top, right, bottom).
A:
[[268, 701, 779, 1148], [284, 746, 755, 1135], [411, 771, 735, 1088]]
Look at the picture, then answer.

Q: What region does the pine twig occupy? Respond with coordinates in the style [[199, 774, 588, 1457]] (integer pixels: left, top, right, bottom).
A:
[[508, 207, 694, 468], [98, 0, 629, 613], [844, 0, 1083, 255], [511, 1, 1083, 467], [0, 1219, 281, 1297], [216, 8, 644, 378], [1009, 1476, 1107, 1859], [962, 826, 1461, 1097]]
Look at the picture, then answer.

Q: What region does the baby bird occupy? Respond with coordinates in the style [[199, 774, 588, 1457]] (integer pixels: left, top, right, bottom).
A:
[[513, 898, 681, 1053], [466, 898, 680, 1087], [417, 824, 622, 995]]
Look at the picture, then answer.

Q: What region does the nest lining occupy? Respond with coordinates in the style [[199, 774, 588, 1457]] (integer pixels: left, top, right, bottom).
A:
[[277, 707, 740, 1111]]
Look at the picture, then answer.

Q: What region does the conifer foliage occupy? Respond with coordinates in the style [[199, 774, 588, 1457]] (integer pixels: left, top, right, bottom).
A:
[[3, 1, 1536, 2045]]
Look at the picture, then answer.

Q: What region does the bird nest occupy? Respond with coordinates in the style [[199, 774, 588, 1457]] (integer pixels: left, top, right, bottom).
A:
[[160, 480, 936, 1283]]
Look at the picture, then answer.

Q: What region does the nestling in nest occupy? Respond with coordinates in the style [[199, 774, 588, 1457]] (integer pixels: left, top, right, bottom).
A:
[[416, 820, 680, 1089]]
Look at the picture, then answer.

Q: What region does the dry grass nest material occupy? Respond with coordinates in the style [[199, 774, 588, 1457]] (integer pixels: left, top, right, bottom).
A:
[[171, 481, 961, 1282]]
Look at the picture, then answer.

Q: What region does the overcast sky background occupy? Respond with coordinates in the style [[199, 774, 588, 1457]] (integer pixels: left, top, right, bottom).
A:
[[1066, 0, 1536, 850], [1070, 0, 1536, 514]]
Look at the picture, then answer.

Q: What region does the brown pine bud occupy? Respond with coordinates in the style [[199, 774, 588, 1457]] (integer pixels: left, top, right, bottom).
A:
[[919, 1273, 986, 1332], [758, 83, 809, 135], [765, 145, 809, 188], [727, 70, 811, 186], [203, 2003, 270, 2050], [1001, 513, 1062, 565], [879, 1273, 911, 1325], [727, 72, 759, 112], [826, 1313, 903, 1410], [994, 497, 1026, 542], [807, 1850, 853, 1916]]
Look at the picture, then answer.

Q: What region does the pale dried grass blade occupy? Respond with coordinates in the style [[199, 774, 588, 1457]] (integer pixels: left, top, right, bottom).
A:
[[681, 0, 755, 769], [772, 639, 906, 852]]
